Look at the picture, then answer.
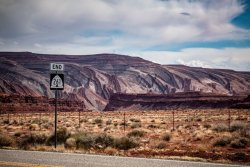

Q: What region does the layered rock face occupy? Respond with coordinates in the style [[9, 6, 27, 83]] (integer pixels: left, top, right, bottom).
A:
[[104, 92, 249, 111], [0, 52, 250, 111]]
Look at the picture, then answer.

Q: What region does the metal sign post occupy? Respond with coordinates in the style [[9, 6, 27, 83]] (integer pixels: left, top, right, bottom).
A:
[[55, 88, 58, 148], [50, 63, 64, 149]]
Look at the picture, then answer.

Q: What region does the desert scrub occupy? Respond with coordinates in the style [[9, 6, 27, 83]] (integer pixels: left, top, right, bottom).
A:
[[212, 123, 228, 132], [162, 133, 171, 142], [155, 142, 166, 149], [94, 133, 114, 149], [120, 122, 129, 126], [147, 124, 159, 128], [230, 137, 249, 148], [106, 119, 112, 125], [65, 138, 76, 149], [20, 132, 48, 148], [29, 123, 39, 130], [131, 123, 141, 129], [75, 133, 95, 150], [127, 130, 146, 138], [0, 133, 15, 147], [213, 137, 231, 147], [230, 121, 246, 132], [232, 152, 247, 161], [130, 118, 141, 122], [46, 127, 70, 145], [114, 137, 139, 150], [93, 118, 103, 124], [203, 123, 211, 129], [3, 119, 10, 124]]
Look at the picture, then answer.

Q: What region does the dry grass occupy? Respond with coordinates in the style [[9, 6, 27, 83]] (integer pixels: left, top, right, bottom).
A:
[[0, 109, 249, 163]]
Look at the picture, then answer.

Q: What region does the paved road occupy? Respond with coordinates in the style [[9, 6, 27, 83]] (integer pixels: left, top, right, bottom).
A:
[[0, 149, 247, 167]]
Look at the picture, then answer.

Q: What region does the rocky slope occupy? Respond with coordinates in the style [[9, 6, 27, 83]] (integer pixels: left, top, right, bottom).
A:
[[104, 92, 249, 111], [0, 52, 250, 111]]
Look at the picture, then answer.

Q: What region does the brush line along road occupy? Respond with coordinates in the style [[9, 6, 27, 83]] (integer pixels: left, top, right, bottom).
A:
[[0, 149, 246, 167]]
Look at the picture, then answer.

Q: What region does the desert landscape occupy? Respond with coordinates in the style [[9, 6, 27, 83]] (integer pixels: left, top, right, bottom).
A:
[[0, 52, 250, 165], [1, 1, 250, 166], [0, 109, 249, 164]]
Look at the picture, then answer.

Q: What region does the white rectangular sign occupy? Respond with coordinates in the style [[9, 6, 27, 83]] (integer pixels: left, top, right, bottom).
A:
[[50, 63, 64, 71]]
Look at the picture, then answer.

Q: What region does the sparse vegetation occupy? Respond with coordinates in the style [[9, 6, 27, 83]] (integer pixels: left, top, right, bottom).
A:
[[93, 118, 103, 124], [0, 109, 249, 163], [127, 130, 145, 138], [212, 123, 228, 132], [46, 127, 70, 145], [65, 137, 76, 149], [75, 133, 95, 150], [94, 133, 114, 149], [155, 142, 166, 149], [230, 121, 246, 132], [147, 124, 159, 128], [230, 137, 249, 148], [162, 133, 171, 142], [131, 123, 141, 129], [106, 120, 112, 125], [0, 133, 14, 147], [114, 137, 139, 150], [203, 123, 211, 129], [213, 137, 231, 147]]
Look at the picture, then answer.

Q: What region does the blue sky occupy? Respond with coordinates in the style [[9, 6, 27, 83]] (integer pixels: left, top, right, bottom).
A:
[[0, 0, 249, 71]]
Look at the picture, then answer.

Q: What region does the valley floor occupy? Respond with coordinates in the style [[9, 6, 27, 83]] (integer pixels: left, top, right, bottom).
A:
[[0, 109, 250, 165]]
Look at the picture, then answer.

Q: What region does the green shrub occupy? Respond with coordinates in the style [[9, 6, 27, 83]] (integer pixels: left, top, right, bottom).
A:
[[75, 133, 95, 150], [212, 123, 228, 132], [213, 137, 231, 147], [127, 130, 145, 138], [230, 137, 249, 148], [94, 133, 114, 149], [0, 133, 14, 147], [114, 137, 139, 150], [65, 137, 76, 149], [46, 127, 70, 145], [162, 133, 171, 142], [155, 142, 166, 149], [230, 121, 246, 132]]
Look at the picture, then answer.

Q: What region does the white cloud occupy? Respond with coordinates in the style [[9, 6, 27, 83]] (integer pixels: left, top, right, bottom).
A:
[[0, 0, 249, 71], [137, 48, 250, 71], [0, 0, 248, 46]]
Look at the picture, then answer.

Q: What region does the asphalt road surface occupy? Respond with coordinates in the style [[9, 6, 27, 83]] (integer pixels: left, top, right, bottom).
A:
[[0, 149, 247, 167]]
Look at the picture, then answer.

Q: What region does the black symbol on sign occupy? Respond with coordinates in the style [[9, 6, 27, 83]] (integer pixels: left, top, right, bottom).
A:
[[50, 74, 64, 90], [51, 75, 63, 88]]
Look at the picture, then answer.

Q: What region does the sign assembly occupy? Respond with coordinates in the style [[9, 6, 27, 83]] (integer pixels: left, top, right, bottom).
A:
[[50, 74, 64, 90], [50, 63, 64, 149]]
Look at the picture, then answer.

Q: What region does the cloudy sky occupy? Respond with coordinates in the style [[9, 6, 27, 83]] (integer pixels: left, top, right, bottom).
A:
[[0, 0, 249, 71]]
